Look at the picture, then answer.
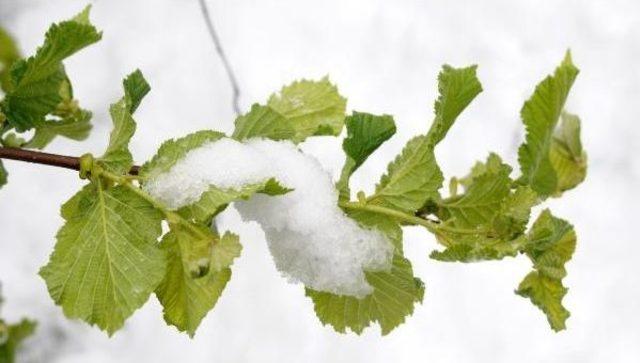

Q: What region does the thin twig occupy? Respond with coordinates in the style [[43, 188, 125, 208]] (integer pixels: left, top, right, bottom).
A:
[[0, 147, 140, 175], [198, 0, 241, 115]]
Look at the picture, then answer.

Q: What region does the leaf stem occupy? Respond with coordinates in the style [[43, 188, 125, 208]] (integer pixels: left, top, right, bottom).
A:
[[339, 201, 485, 235], [339, 201, 440, 232], [98, 168, 211, 242]]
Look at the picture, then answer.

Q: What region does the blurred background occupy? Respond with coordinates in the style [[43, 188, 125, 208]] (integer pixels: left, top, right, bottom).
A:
[[0, 0, 639, 362]]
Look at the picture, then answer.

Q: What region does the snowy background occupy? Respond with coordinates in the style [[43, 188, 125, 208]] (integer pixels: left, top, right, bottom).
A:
[[0, 0, 639, 362]]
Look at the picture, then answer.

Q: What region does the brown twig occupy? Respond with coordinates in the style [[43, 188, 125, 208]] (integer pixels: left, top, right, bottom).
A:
[[0, 147, 140, 175]]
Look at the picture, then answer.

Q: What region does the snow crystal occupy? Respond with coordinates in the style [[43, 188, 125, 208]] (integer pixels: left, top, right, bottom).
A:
[[144, 137, 394, 297]]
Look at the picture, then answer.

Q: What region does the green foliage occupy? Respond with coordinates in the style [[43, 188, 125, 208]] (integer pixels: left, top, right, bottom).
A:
[[40, 183, 166, 335], [267, 77, 347, 142], [0, 291, 36, 363], [370, 135, 443, 213], [0, 5, 101, 132], [178, 178, 291, 223], [232, 104, 294, 141], [517, 51, 580, 198], [440, 154, 512, 228], [140, 131, 291, 223], [0, 6, 100, 188], [517, 210, 576, 331], [426, 65, 483, 146], [0, 27, 20, 93], [306, 210, 424, 335], [0, 318, 36, 363], [549, 112, 587, 193], [232, 77, 346, 143], [99, 70, 149, 173], [25, 109, 92, 149], [429, 155, 537, 263], [155, 226, 237, 336], [140, 130, 225, 179], [337, 112, 396, 200], [0, 161, 6, 189], [0, 7, 589, 339]]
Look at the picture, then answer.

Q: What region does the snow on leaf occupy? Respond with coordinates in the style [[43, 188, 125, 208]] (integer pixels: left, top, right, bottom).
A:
[[177, 178, 291, 223], [306, 210, 423, 335], [0, 6, 101, 131], [517, 51, 579, 198], [39, 182, 166, 335], [140, 130, 226, 180]]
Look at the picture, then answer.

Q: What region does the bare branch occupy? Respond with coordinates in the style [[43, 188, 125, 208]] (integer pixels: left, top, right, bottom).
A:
[[0, 147, 140, 175], [198, 0, 242, 115]]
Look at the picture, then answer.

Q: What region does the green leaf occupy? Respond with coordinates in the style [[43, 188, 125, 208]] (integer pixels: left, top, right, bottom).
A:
[[122, 69, 150, 113], [523, 210, 576, 280], [516, 272, 569, 332], [492, 186, 538, 239], [171, 223, 216, 278], [426, 65, 482, 147], [0, 27, 20, 93], [440, 154, 512, 228], [0, 161, 7, 189], [100, 70, 150, 173], [140, 130, 225, 179], [516, 209, 576, 331], [430, 156, 536, 263], [178, 178, 291, 223], [306, 210, 424, 335], [155, 227, 234, 337], [25, 109, 92, 149], [518, 51, 579, 197], [0, 319, 36, 363], [39, 182, 166, 335], [267, 77, 346, 142], [337, 112, 396, 200], [549, 112, 587, 194], [0, 6, 101, 131], [210, 231, 242, 273], [429, 235, 525, 262], [232, 104, 294, 141], [370, 135, 443, 213]]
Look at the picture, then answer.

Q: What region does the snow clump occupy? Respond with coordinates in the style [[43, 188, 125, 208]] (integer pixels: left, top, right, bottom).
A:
[[144, 137, 394, 298]]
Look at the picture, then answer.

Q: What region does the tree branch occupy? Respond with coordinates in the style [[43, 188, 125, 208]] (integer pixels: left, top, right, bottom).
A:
[[0, 147, 140, 175], [198, 0, 241, 115]]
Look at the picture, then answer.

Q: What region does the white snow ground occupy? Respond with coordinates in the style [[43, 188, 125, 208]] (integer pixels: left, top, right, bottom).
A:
[[0, 0, 639, 362]]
